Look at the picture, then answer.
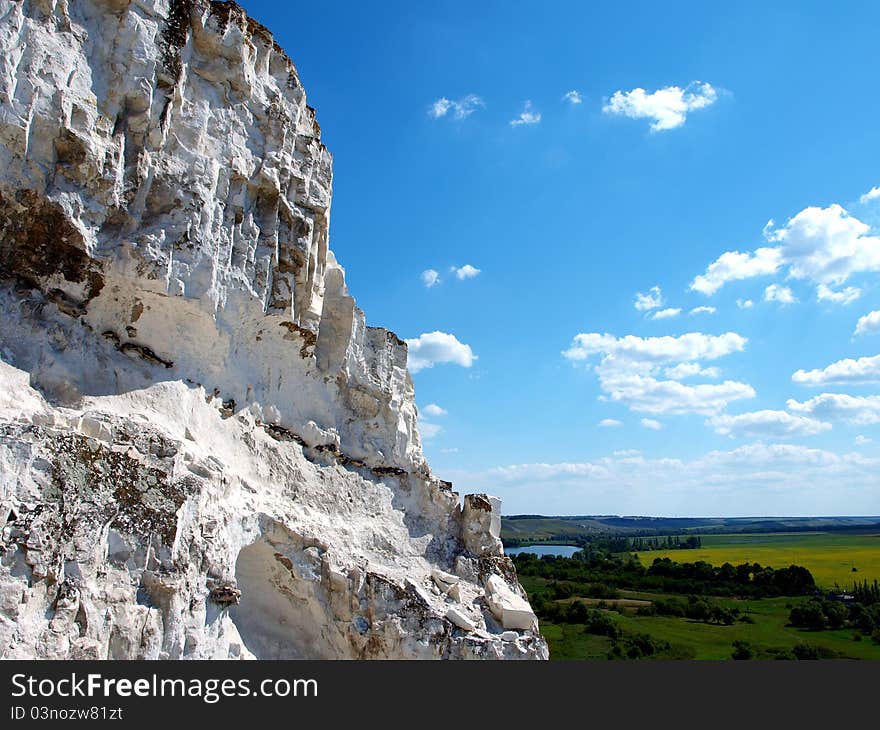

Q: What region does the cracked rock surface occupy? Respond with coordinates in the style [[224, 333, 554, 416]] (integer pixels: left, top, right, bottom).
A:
[[0, 0, 546, 659]]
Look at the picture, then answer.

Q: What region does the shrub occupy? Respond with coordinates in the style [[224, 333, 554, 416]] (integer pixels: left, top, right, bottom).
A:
[[792, 643, 820, 660], [585, 583, 620, 599], [654, 597, 687, 617], [766, 647, 795, 660], [792, 643, 837, 660], [731, 640, 753, 660], [789, 601, 827, 631], [584, 609, 621, 639], [565, 600, 590, 624]]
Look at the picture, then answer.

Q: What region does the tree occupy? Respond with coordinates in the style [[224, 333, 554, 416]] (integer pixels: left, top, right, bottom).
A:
[[731, 640, 753, 660], [789, 602, 826, 631]]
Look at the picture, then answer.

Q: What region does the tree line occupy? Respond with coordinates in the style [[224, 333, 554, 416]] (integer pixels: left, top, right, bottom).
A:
[[630, 535, 702, 551], [788, 596, 880, 642], [512, 552, 818, 599]]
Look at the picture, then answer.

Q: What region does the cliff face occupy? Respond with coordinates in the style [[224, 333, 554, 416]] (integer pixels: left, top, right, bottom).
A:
[[0, 0, 547, 659]]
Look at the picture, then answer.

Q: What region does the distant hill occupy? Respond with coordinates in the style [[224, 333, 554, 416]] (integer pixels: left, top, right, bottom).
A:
[[501, 515, 880, 546]]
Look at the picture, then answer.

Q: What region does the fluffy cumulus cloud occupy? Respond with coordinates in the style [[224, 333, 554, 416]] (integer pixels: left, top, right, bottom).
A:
[[650, 307, 681, 320], [641, 418, 663, 430], [421, 269, 440, 288], [787, 393, 880, 425], [599, 418, 622, 428], [448, 443, 880, 515], [854, 310, 880, 336], [664, 363, 721, 380], [764, 283, 797, 304], [708, 410, 831, 438], [817, 284, 861, 305], [562, 90, 583, 105], [451, 264, 481, 280], [602, 81, 718, 132], [691, 204, 880, 297], [563, 331, 754, 415], [563, 331, 747, 364], [429, 94, 484, 120], [423, 403, 447, 417], [405, 331, 476, 373], [599, 375, 756, 416], [736, 298, 754, 309], [690, 306, 716, 315], [769, 205, 880, 283], [510, 100, 541, 127], [691, 248, 782, 296], [634, 286, 663, 311], [860, 186, 880, 204], [792, 354, 880, 386]]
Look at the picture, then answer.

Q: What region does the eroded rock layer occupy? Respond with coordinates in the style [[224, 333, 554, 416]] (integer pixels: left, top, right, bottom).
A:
[[0, 0, 547, 659]]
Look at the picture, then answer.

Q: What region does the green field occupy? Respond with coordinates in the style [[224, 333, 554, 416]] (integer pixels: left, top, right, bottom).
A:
[[634, 532, 880, 589], [526, 585, 880, 660]]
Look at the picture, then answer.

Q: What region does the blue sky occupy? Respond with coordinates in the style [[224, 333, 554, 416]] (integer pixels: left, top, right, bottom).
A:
[[246, 0, 880, 516]]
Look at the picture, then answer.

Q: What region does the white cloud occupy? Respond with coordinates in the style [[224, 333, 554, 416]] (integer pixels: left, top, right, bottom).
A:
[[771, 205, 880, 284], [709, 410, 831, 438], [792, 354, 880, 386], [602, 81, 718, 132], [405, 331, 477, 373], [430, 99, 453, 118], [690, 249, 782, 296], [764, 283, 797, 304], [419, 422, 442, 439], [690, 306, 716, 315], [510, 100, 541, 127], [563, 332, 753, 415], [484, 444, 869, 484], [787, 393, 880, 425], [856, 435, 872, 445], [429, 94, 484, 120], [854, 310, 880, 337], [664, 363, 721, 380], [562, 90, 583, 105], [456, 442, 880, 516], [599, 418, 623, 428], [641, 418, 663, 430], [692, 204, 880, 296], [650, 307, 682, 320], [451, 264, 481, 280], [423, 403, 447, 417], [736, 298, 754, 309], [598, 373, 755, 416], [859, 186, 880, 204], [634, 286, 663, 311], [817, 284, 861, 305], [421, 269, 440, 288], [563, 331, 747, 364]]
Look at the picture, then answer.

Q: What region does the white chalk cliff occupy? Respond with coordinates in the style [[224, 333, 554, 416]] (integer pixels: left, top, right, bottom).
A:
[[0, 0, 547, 659]]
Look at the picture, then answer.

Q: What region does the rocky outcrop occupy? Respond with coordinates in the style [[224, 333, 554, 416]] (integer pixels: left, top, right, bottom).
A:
[[0, 0, 546, 659]]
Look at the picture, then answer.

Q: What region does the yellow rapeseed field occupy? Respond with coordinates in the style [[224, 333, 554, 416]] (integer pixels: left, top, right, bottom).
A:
[[635, 532, 880, 589]]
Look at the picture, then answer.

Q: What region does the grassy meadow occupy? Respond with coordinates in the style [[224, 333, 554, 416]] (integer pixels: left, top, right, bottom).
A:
[[523, 581, 880, 660], [634, 532, 880, 589]]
